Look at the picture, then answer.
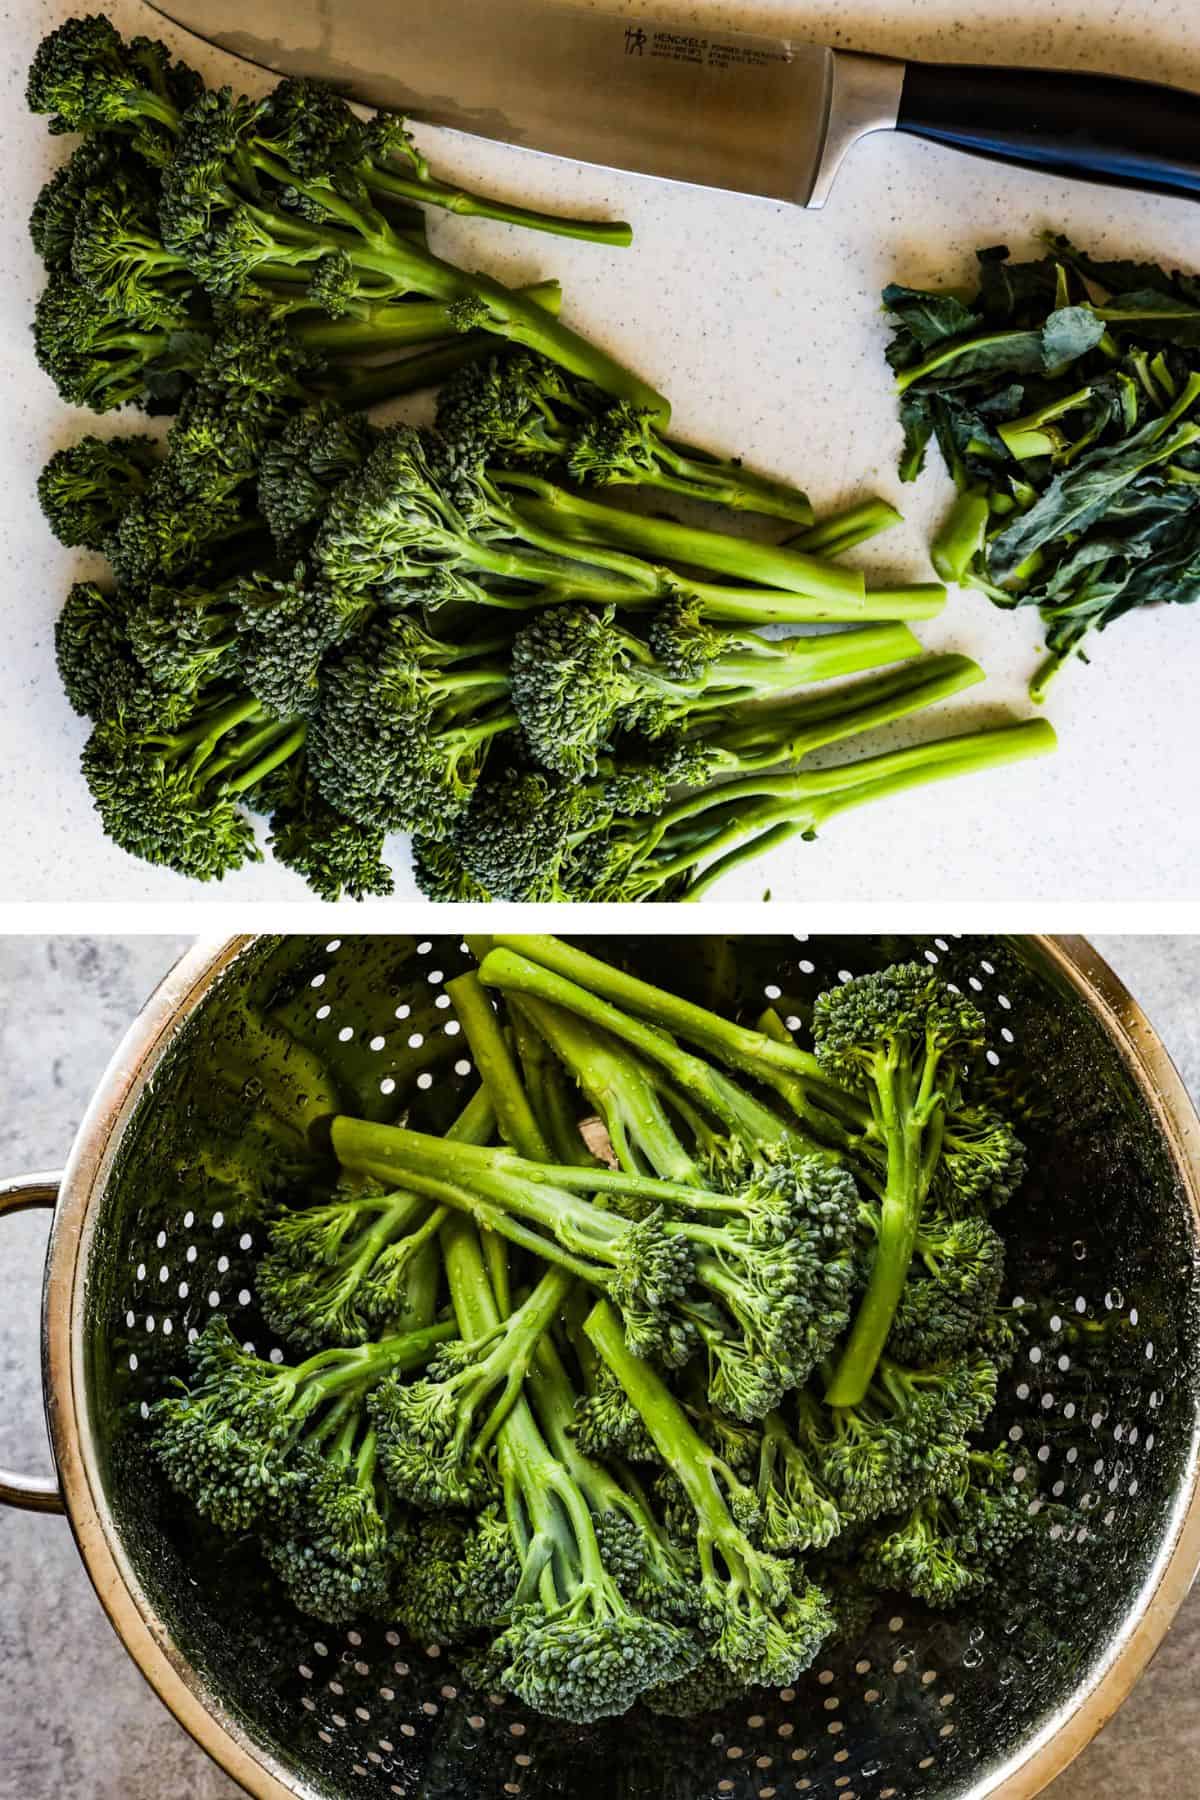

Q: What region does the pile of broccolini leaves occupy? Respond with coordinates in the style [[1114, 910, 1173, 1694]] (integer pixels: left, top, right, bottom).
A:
[[151, 936, 1060, 1725], [887, 236, 1200, 701], [29, 17, 1054, 900]]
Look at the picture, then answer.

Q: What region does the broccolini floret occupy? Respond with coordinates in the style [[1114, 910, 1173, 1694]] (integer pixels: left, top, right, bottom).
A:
[[436, 350, 815, 521], [586, 1299, 836, 1688], [815, 965, 992, 1408], [151, 1312, 452, 1532], [37, 433, 161, 549]]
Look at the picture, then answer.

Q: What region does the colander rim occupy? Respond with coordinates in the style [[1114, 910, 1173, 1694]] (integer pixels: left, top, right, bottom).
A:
[[36, 932, 1200, 1800]]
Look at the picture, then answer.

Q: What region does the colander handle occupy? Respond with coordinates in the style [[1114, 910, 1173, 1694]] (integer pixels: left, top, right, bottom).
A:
[[0, 1172, 65, 1515]]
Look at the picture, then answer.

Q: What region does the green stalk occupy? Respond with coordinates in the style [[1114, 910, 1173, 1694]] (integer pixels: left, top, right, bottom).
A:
[[485, 936, 833, 1089], [508, 1000, 595, 1168], [363, 162, 633, 246], [496, 473, 863, 602], [691, 621, 925, 700], [712, 653, 985, 771], [447, 971, 550, 1162], [633, 438, 814, 525], [677, 719, 1057, 900], [584, 1299, 752, 1565], [241, 146, 667, 415], [788, 498, 903, 557], [296, 278, 561, 349], [931, 492, 990, 585], [478, 949, 809, 1156], [511, 995, 701, 1184]]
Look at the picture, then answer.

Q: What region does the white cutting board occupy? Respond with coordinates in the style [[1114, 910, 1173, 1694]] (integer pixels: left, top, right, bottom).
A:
[[1, 0, 1197, 904]]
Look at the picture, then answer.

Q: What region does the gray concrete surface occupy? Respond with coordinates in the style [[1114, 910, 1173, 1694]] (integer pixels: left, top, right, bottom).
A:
[[0, 935, 1197, 1800]]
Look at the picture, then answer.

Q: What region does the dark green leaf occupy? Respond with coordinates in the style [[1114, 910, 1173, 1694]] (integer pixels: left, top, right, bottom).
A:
[[1041, 306, 1105, 370]]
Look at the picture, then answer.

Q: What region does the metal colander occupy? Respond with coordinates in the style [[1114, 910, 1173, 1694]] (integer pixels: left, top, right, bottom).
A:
[[4, 934, 1200, 1800]]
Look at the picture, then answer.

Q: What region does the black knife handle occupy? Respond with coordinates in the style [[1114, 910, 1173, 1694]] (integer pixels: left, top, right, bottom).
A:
[[896, 61, 1200, 201]]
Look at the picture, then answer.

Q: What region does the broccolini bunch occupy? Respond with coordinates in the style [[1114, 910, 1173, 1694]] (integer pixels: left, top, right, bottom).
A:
[[30, 16, 1055, 897], [151, 943, 1062, 1725]]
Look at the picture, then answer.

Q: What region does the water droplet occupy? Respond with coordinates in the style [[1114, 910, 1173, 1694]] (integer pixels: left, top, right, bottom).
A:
[[1072, 1239, 1087, 1260]]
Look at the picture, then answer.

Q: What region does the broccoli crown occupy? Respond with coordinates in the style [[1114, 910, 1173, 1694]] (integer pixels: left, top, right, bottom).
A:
[[491, 1596, 697, 1724], [312, 425, 476, 602], [410, 830, 493, 902], [937, 1102, 1028, 1212], [812, 962, 988, 1090], [255, 75, 370, 180], [235, 568, 355, 720], [159, 88, 275, 296], [263, 1530, 394, 1623], [125, 580, 242, 696], [435, 351, 580, 468], [107, 465, 252, 592], [888, 1212, 1007, 1364], [33, 273, 173, 412], [262, 761, 394, 901], [451, 733, 712, 904], [199, 312, 319, 410], [509, 604, 678, 778], [605, 1208, 697, 1365], [455, 759, 596, 901], [38, 433, 161, 551], [70, 175, 190, 327], [166, 385, 273, 506], [647, 593, 730, 683], [258, 402, 380, 555], [307, 614, 513, 835], [31, 134, 126, 269], [390, 1513, 476, 1642], [566, 399, 659, 486], [754, 1411, 843, 1553], [369, 1301, 565, 1513], [256, 1188, 430, 1346], [708, 1556, 834, 1690], [27, 16, 199, 145], [572, 1365, 660, 1464], [151, 1315, 326, 1529], [642, 1655, 745, 1718], [861, 1450, 1033, 1607], [802, 1352, 1001, 1526], [56, 582, 142, 720], [80, 694, 283, 882]]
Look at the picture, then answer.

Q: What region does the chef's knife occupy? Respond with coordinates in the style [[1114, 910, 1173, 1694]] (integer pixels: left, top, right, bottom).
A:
[[144, 0, 1200, 209]]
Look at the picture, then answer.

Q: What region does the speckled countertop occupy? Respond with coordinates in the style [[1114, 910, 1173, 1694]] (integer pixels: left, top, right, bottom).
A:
[[3, 0, 1200, 901], [1, 933, 1198, 1798]]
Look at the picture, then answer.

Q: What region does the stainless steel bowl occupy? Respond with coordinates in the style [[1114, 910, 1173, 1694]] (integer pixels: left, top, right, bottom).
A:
[[3, 933, 1199, 1800]]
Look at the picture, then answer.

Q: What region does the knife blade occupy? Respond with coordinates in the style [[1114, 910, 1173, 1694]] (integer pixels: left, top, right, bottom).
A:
[[145, 0, 1200, 208], [142, 0, 904, 208]]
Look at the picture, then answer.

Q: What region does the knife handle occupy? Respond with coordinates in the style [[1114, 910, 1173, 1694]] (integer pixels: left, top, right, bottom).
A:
[[895, 61, 1200, 201]]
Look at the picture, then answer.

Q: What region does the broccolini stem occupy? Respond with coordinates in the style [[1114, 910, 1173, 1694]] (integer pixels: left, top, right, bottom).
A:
[[584, 1299, 752, 1566], [508, 999, 596, 1168], [293, 279, 562, 350], [650, 438, 814, 525], [448, 971, 550, 1161], [711, 653, 984, 771], [675, 719, 1057, 903], [362, 162, 633, 246], [294, 1321, 458, 1404], [216, 721, 307, 797], [788, 498, 903, 557], [481, 942, 829, 1139], [496, 473, 863, 603], [333, 1122, 739, 1217], [512, 995, 701, 1185]]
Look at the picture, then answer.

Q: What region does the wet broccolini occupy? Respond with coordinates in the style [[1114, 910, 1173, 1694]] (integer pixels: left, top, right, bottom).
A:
[[151, 942, 1062, 1724]]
